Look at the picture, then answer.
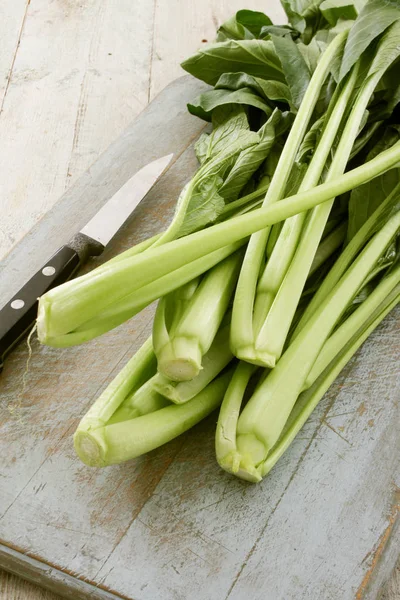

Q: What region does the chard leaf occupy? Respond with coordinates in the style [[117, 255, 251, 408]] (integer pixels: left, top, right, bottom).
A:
[[215, 72, 292, 107], [171, 125, 259, 238], [339, 0, 400, 81], [177, 178, 225, 237], [187, 87, 273, 121], [194, 133, 211, 165], [366, 18, 400, 80], [271, 34, 311, 108], [196, 105, 250, 164], [235, 10, 273, 37], [217, 10, 273, 41], [347, 124, 400, 239], [297, 38, 326, 73], [181, 39, 284, 86], [320, 0, 358, 26], [260, 24, 299, 38], [297, 115, 325, 162], [280, 0, 326, 39], [220, 110, 289, 201]]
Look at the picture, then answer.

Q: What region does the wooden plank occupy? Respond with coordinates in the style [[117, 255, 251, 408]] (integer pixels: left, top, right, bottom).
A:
[[149, 0, 287, 99], [0, 0, 154, 260], [0, 76, 399, 600], [0, 0, 28, 105]]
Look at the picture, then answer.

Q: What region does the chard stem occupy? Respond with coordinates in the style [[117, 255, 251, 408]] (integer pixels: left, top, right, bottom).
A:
[[254, 67, 384, 365], [230, 32, 348, 359], [37, 139, 400, 346], [235, 211, 400, 474], [153, 324, 233, 404], [74, 370, 232, 467]]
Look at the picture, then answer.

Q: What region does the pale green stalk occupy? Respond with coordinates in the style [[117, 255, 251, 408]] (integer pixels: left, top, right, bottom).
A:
[[254, 64, 390, 366], [308, 221, 347, 276], [76, 336, 155, 432], [304, 267, 400, 388], [152, 278, 200, 361], [74, 370, 233, 467], [230, 32, 348, 360], [215, 362, 260, 482], [294, 182, 400, 337], [153, 324, 233, 404], [107, 378, 169, 425], [153, 251, 242, 381], [220, 211, 400, 480], [252, 64, 358, 336], [37, 139, 400, 347], [260, 289, 400, 478]]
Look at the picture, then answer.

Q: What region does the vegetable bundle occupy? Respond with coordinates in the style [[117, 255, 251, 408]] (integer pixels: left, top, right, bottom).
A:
[[38, 0, 400, 482]]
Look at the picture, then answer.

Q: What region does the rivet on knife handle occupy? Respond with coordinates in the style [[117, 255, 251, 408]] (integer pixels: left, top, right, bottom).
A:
[[0, 234, 103, 370]]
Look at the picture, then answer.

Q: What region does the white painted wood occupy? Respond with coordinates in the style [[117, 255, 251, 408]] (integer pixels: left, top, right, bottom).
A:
[[0, 0, 28, 105], [149, 0, 287, 99], [0, 0, 399, 598], [0, 0, 154, 259]]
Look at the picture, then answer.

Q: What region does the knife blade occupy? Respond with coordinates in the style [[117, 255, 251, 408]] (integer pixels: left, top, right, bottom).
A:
[[0, 153, 173, 369]]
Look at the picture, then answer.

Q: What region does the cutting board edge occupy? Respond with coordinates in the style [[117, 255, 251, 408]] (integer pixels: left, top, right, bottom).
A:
[[0, 542, 124, 600]]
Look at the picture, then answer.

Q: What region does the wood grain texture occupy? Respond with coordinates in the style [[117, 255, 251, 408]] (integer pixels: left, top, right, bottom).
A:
[[0, 0, 399, 598], [0, 77, 399, 600]]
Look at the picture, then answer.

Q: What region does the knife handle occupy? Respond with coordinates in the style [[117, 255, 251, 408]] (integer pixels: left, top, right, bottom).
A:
[[0, 233, 103, 369]]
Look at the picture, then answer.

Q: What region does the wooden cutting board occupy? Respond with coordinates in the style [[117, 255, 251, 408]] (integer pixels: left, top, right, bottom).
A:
[[0, 75, 399, 600]]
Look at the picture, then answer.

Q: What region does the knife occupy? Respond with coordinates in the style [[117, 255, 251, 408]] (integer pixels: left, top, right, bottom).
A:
[[0, 153, 173, 369]]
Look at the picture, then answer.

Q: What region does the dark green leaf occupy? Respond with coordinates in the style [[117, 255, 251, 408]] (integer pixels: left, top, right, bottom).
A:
[[181, 39, 284, 86], [215, 72, 293, 106], [271, 34, 311, 108], [347, 124, 400, 239], [280, 0, 326, 39], [366, 18, 400, 80], [217, 10, 273, 41], [320, 0, 358, 26], [260, 24, 299, 38], [339, 0, 400, 81], [297, 115, 325, 162], [187, 88, 272, 121]]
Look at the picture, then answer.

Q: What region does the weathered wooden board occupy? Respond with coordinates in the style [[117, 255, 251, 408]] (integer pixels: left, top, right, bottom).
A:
[[0, 76, 399, 600]]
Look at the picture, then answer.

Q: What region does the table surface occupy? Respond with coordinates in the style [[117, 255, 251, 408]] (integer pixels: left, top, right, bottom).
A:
[[0, 1, 398, 598]]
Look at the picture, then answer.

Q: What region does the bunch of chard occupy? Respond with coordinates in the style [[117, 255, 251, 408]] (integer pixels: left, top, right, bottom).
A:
[[37, 0, 400, 482]]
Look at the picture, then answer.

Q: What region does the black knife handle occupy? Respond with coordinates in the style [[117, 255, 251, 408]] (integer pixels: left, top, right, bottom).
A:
[[0, 233, 104, 370]]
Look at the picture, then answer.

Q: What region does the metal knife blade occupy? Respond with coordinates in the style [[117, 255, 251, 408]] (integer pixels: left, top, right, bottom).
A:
[[80, 153, 173, 246], [0, 153, 173, 368]]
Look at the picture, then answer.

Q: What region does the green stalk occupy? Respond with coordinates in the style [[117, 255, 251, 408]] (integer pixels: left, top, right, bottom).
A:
[[153, 324, 233, 404], [223, 211, 400, 479], [252, 64, 359, 339], [40, 242, 244, 347], [294, 181, 400, 337], [76, 336, 155, 432], [220, 184, 269, 217], [74, 369, 233, 467], [304, 266, 400, 389], [152, 278, 200, 362], [260, 290, 400, 478], [107, 377, 169, 425], [37, 139, 400, 346], [230, 31, 348, 361], [254, 65, 389, 366], [215, 362, 260, 482], [308, 221, 347, 277], [154, 252, 242, 381]]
